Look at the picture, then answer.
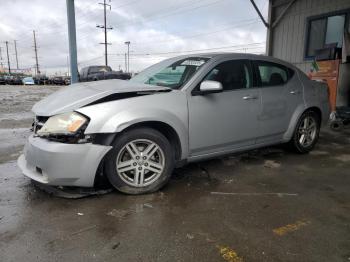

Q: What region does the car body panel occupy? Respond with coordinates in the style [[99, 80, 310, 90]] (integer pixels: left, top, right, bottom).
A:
[[256, 74, 304, 144], [188, 88, 261, 156], [18, 135, 111, 187], [76, 90, 189, 159], [32, 79, 170, 116]]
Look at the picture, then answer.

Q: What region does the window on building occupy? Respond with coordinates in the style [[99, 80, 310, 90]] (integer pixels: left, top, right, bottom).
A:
[[325, 15, 346, 47], [305, 13, 348, 58]]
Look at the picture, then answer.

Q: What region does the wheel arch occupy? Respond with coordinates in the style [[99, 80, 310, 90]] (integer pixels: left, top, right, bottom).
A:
[[93, 121, 183, 188], [306, 106, 322, 123], [283, 106, 322, 141], [93, 120, 183, 162], [119, 121, 183, 162]]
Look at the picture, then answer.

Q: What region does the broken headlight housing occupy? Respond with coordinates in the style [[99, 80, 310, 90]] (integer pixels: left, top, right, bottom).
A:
[[37, 112, 88, 138]]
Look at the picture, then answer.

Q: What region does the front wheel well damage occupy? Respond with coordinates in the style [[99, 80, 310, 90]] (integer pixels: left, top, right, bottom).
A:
[[93, 121, 182, 187]]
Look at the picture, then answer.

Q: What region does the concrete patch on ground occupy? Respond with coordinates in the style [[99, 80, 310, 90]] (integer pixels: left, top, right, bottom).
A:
[[295, 164, 313, 173], [211, 192, 298, 197], [330, 143, 346, 149], [273, 220, 311, 236], [107, 203, 153, 219], [107, 208, 132, 219], [263, 160, 281, 169], [217, 246, 243, 262], [222, 156, 239, 166], [309, 150, 330, 156], [333, 154, 350, 162]]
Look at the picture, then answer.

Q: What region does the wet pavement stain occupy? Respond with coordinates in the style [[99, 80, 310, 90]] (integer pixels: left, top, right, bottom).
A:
[[217, 246, 243, 262], [273, 220, 311, 236]]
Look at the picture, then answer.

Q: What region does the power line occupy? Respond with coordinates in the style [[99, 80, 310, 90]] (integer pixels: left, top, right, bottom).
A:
[[128, 19, 261, 46], [110, 41, 266, 56], [15, 0, 225, 44], [114, 0, 226, 28], [78, 55, 104, 65]]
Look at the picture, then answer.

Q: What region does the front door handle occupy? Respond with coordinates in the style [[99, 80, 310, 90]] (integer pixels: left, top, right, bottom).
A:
[[290, 90, 301, 95], [243, 95, 258, 100]]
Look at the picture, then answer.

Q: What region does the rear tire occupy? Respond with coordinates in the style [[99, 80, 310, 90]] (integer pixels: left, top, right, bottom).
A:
[[105, 127, 175, 195], [288, 110, 320, 154]]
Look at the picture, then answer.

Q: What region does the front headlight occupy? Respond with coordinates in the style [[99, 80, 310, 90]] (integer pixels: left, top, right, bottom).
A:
[[37, 112, 88, 136]]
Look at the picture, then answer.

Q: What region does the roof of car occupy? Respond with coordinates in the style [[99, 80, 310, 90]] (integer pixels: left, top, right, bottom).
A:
[[179, 52, 265, 59], [176, 52, 297, 70]]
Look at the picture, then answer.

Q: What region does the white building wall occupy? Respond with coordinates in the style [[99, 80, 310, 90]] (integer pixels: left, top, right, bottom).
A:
[[270, 0, 350, 72]]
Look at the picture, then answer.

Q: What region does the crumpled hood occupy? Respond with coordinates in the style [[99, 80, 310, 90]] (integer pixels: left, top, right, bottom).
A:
[[32, 79, 170, 116]]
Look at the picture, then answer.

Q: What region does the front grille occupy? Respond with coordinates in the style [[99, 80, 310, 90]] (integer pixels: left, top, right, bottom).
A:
[[32, 116, 49, 134]]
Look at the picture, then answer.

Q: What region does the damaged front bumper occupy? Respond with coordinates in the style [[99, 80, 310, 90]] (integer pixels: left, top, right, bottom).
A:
[[17, 135, 112, 187]]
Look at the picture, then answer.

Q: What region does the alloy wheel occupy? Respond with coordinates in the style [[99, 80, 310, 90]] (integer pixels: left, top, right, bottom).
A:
[[297, 116, 317, 148], [116, 139, 165, 187]]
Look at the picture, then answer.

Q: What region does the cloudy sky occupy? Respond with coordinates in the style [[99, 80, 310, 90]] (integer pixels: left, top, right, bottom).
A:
[[0, 0, 268, 75]]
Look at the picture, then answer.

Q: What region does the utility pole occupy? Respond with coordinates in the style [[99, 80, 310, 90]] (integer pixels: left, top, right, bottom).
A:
[[33, 30, 40, 75], [66, 0, 79, 84], [124, 41, 130, 73], [0, 46, 3, 68], [5, 41, 11, 74], [14, 40, 19, 69], [124, 53, 127, 72], [67, 56, 70, 76], [97, 0, 112, 66]]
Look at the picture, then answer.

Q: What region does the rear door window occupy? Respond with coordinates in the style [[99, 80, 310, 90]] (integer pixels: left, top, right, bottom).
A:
[[255, 61, 293, 87]]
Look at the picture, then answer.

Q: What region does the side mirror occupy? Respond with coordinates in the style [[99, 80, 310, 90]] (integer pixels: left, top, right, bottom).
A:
[[198, 80, 223, 95]]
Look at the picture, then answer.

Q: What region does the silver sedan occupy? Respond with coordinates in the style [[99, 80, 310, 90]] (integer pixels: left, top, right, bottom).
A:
[[18, 53, 330, 194]]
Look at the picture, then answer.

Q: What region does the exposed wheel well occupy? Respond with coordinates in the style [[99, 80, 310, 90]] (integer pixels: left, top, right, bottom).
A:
[[121, 121, 182, 161]]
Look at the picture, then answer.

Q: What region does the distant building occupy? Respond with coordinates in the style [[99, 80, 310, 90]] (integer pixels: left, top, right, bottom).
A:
[[266, 0, 350, 72]]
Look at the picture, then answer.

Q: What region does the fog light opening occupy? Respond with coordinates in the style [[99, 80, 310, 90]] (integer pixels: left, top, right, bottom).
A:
[[36, 166, 43, 174]]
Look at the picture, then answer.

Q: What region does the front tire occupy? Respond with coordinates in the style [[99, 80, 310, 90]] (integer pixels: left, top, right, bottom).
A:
[[288, 110, 320, 154], [105, 128, 175, 194]]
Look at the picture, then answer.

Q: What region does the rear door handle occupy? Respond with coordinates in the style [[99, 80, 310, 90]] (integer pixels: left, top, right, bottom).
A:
[[243, 95, 258, 100], [290, 90, 301, 95]]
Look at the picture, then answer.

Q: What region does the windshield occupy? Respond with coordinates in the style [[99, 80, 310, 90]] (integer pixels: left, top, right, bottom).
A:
[[130, 56, 210, 89]]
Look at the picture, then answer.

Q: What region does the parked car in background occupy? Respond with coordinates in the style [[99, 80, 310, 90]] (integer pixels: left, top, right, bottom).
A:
[[64, 76, 71, 85], [22, 77, 35, 85], [6, 75, 23, 85], [34, 75, 50, 85], [18, 53, 330, 195], [0, 75, 5, 85], [79, 65, 131, 82], [51, 76, 67, 85]]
